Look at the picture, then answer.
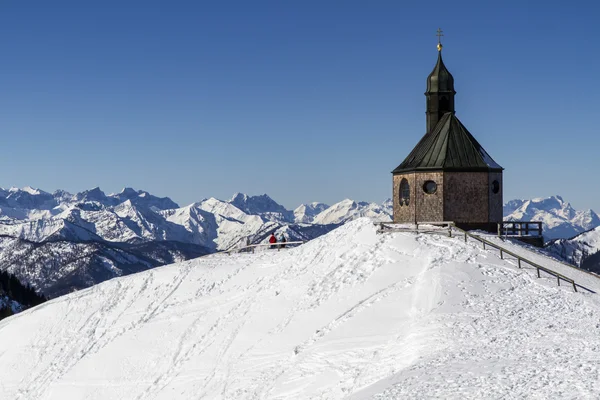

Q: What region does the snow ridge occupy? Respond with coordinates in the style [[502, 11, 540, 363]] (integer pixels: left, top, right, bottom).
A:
[[1, 218, 599, 399]]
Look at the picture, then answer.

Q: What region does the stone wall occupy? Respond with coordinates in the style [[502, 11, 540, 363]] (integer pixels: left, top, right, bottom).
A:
[[392, 173, 415, 222], [394, 171, 503, 225], [393, 172, 444, 222], [414, 171, 444, 221], [443, 172, 489, 223]]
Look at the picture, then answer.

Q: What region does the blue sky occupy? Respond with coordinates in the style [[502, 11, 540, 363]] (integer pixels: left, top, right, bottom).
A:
[[0, 1, 598, 211]]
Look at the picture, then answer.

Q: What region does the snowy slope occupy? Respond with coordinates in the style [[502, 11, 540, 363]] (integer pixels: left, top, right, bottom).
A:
[[504, 195, 600, 240], [1, 219, 599, 399]]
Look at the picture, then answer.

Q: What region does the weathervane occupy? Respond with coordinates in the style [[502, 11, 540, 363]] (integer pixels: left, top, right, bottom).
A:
[[436, 28, 443, 52]]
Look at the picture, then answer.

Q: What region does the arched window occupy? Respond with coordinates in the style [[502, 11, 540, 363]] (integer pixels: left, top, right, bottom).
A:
[[399, 178, 410, 206]]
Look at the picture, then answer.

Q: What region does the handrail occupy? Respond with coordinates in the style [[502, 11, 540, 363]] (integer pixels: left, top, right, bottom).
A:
[[452, 226, 584, 293], [499, 221, 543, 237], [375, 221, 455, 236], [499, 235, 600, 282], [376, 221, 589, 293]]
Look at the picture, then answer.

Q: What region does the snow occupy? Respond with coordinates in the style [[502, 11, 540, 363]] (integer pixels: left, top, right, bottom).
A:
[[504, 195, 600, 240], [1, 218, 599, 399], [293, 202, 329, 223], [312, 199, 391, 225], [475, 233, 600, 294]]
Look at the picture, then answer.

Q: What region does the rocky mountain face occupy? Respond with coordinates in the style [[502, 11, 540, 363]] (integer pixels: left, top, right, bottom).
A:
[[503, 195, 600, 241], [0, 187, 392, 298]]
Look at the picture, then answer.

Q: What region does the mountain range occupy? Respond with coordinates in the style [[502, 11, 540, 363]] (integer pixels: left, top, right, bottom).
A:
[[503, 195, 600, 240], [2, 188, 600, 300], [0, 187, 391, 297]]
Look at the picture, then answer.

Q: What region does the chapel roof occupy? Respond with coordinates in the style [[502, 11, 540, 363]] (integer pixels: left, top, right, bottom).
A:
[[392, 112, 503, 174]]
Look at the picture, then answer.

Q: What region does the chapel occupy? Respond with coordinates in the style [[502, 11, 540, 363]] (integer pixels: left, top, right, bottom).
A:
[[392, 31, 503, 231]]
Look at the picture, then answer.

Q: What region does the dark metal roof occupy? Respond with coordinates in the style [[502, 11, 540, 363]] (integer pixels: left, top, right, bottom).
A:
[[392, 112, 503, 174], [426, 52, 455, 94]]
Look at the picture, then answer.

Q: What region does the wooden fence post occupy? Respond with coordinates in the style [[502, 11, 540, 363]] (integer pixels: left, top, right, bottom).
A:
[[464, 232, 467, 243]]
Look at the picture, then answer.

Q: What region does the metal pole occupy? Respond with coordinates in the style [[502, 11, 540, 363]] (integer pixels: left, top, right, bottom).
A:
[[500, 249, 503, 259], [557, 276, 560, 286], [464, 232, 467, 243], [518, 259, 521, 268], [537, 268, 540, 278]]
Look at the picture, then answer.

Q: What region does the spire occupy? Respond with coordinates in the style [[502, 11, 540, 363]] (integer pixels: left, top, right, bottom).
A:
[[425, 28, 456, 133]]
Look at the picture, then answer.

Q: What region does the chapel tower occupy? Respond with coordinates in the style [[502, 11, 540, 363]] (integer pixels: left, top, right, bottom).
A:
[[392, 30, 503, 231]]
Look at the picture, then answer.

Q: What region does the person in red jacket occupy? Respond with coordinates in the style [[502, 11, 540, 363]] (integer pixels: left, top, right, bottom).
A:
[[269, 233, 277, 249]]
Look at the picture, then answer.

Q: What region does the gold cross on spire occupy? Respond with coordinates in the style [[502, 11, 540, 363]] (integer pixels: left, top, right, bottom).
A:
[[436, 28, 443, 52]]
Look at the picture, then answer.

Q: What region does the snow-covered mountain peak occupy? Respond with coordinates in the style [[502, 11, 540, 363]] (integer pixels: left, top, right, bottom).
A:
[[293, 202, 329, 223], [504, 195, 600, 240], [75, 187, 108, 203], [228, 192, 292, 222], [312, 199, 392, 225], [21, 186, 44, 195], [118, 187, 138, 196]]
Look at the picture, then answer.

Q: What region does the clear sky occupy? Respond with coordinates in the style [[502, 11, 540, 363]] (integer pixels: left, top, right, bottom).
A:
[[0, 0, 598, 211]]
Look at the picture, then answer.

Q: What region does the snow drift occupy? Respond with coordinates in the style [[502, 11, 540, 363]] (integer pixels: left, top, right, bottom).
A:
[[1, 219, 599, 399]]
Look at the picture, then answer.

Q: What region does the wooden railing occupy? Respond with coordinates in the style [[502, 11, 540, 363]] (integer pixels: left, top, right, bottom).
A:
[[499, 221, 542, 237], [375, 220, 589, 293], [223, 241, 306, 255], [452, 226, 583, 293], [376, 221, 455, 236]]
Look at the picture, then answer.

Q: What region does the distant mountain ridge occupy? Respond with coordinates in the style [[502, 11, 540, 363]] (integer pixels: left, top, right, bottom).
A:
[[0, 187, 391, 297], [2, 187, 597, 299], [503, 195, 600, 241]]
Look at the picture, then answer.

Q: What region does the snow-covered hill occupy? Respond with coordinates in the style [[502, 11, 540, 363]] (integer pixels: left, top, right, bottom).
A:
[[1, 218, 599, 399], [503, 195, 600, 240]]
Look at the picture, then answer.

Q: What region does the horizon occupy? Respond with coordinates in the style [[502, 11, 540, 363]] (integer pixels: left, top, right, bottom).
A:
[[1, 1, 598, 211], [1, 184, 596, 214]]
